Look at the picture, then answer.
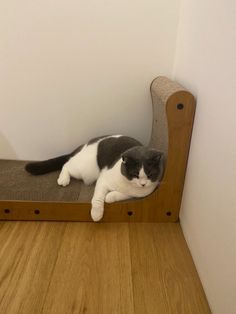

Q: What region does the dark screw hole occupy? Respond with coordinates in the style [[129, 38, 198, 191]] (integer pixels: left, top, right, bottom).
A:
[[4, 209, 10, 214], [127, 211, 133, 216], [166, 211, 172, 216], [34, 209, 40, 215], [177, 103, 184, 110]]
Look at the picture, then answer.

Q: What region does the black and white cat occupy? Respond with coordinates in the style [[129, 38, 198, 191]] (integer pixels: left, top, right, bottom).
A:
[[25, 135, 164, 221]]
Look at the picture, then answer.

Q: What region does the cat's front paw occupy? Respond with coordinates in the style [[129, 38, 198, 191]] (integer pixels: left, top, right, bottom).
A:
[[105, 191, 117, 203], [91, 206, 104, 222], [57, 174, 70, 187]]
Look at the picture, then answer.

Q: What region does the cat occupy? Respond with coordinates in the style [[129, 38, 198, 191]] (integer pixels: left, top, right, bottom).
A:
[[25, 135, 164, 221]]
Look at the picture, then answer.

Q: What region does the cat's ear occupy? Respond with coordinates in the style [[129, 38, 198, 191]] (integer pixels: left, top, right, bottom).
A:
[[149, 151, 163, 163], [122, 155, 128, 164], [154, 152, 163, 162], [122, 154, 136, 165]]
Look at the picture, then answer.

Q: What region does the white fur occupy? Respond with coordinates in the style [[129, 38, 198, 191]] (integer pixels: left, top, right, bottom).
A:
[[57, 135, 158, 222], [62, 143, 100, 185], [90, 160, 158, 221], [132, 167, 150, 188], [58, 135, 121, 186]]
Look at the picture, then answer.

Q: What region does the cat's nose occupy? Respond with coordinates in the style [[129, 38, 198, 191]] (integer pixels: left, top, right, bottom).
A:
[[141, 183, 146, 187]]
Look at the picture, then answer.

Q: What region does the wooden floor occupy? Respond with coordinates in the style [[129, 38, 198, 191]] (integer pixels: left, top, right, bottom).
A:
[[0, 222, 211, 314]]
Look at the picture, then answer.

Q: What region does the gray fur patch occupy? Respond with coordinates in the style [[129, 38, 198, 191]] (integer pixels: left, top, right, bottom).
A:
[[121, 146, 164, 182], [97, 136, 142, 169], [88, 135, 109, 145]]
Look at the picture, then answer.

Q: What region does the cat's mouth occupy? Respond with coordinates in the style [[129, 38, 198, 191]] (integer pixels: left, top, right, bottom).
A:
[[135, 180, 157, 188]]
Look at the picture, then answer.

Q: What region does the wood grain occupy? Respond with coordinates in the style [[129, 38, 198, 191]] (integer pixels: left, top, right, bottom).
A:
[[0, 222, 66, 314], [129, 223, 211, 314], [42, 223, 134, 314], [0, 222, 210, 314]]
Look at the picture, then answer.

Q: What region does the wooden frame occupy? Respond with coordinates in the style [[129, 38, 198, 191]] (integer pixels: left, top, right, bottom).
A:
[[0, 77, 196, 222]]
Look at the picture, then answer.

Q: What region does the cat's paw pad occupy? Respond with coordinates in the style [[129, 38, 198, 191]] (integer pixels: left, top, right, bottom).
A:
[[105, 191, 117, 203], [91, 206, 104, 222], [57, 175, 70, 187]]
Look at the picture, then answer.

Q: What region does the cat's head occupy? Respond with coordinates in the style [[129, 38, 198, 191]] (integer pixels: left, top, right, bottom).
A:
[[121, 146, 164, 188]]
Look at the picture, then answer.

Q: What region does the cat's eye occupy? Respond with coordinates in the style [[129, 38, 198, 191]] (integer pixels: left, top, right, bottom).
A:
[[147, 173, 156, 180], [147, 169, 159, 178]]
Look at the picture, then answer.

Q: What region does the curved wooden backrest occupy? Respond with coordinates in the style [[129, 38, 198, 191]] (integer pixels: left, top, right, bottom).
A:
[[146, 76, 196, 221], [106, 76, 196, 222]]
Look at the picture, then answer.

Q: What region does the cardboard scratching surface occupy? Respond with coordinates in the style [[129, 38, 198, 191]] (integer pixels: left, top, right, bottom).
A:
[[0, 160, 94, 202]]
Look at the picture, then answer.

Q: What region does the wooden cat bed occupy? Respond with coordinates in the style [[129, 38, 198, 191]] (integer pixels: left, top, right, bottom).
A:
[[0, 77, 195, 222]]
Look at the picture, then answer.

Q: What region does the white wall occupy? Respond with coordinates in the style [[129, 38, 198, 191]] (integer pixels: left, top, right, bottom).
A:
[[0, 0, 179, 160], [173, 0, 236, 313]]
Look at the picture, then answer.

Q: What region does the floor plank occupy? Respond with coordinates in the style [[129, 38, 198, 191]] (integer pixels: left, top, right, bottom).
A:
[[129, 223, 211, 314], [0, 222, 66, 314], [0, 222, 210, 314], [42, 223, 134, 314]]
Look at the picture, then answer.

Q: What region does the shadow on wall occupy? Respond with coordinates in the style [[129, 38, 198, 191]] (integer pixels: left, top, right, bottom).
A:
[[0, 132, 17, 159]]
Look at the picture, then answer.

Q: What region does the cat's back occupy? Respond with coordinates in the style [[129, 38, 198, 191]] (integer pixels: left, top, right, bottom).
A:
[[96, 135, 142, 169], [71, 134, 142, 169]]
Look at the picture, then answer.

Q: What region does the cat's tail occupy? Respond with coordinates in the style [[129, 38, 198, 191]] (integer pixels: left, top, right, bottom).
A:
[[25, 154, 71, 175]]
